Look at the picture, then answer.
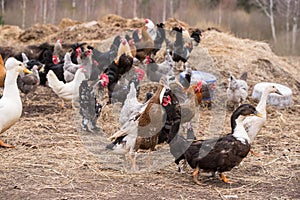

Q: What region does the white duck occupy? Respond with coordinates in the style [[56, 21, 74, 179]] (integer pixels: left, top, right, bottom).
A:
[[243, 85, 282, 154], [0, 57, 32, 148]]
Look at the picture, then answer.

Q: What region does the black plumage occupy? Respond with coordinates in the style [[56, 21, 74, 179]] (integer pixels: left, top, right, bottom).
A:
[[171, 27, 192, 64], [132, 29, 141, 43], [104, 53, 133, 103], [69, 42, 86, 64], [190, 29, 202, 45], [169, 104, 260, 184], [152, 23, 166, 56], [87, 35, 121, 71], [39, 50, 64, 86], [157, 89, 181, 144]]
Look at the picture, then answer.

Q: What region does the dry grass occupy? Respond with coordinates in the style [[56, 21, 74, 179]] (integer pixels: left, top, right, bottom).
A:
[[0, 16, 299, 199]]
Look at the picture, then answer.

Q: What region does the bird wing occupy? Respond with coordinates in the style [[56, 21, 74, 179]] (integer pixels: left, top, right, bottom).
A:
[[109, 119, 138, 140]]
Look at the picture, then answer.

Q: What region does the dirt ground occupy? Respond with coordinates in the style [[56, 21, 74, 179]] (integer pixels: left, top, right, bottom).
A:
[[0, 15, 299, 199]]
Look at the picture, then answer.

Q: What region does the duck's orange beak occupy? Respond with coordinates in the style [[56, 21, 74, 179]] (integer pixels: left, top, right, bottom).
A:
[[23, 68, 32, 74]]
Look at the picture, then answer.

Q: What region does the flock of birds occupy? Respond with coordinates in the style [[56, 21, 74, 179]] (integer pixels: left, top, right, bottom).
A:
[[0, 18, 283, 185]]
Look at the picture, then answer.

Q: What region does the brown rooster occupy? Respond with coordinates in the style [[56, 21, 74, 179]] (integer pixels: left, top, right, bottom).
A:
[[107, 82, 168, 170], [134, 26, 154, 62]]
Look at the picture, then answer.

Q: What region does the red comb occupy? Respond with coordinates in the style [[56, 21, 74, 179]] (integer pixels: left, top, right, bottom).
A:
[[145, 19, 149, 23]]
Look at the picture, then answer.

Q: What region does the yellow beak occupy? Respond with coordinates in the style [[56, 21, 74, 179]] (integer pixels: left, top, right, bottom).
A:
[[23, 68, 33, 74], [255, 111, 263, 118]]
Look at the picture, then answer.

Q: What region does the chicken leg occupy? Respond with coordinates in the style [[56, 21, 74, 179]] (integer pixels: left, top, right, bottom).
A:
[[193, 166, 201, 185], [250, 149, 262, 157], [0, 140, 15, 148], [219, 173, 233, 184]]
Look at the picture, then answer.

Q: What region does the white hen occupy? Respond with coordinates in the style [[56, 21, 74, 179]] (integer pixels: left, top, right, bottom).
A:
[[63, 52, 81, 83], [119, 82, 147, 126], [226, 72, 249, 107], [47, 67, 85, 107]]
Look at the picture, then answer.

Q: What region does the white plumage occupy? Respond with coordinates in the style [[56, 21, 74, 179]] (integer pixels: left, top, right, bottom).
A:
[[0, 57, 31, 147], [63, 52, 80, 83], [227, 72, 249, 106], [119, 82, 147, 126], [243, 85, 282, 143], [47, 67, 85, 103]]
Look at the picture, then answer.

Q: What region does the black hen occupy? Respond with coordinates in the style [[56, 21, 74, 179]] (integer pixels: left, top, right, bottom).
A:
[[39, 49, 64, 86], [190, 29, 202, 45], [171, 27, 192, 64], [69, 42, 86, 64], [87, 35, 121, 72], [104, 53, 133, 103], [152, 23, 166, 56]]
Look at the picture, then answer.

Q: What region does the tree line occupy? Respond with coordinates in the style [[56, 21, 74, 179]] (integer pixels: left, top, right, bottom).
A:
[[0, 0, 299, 56]]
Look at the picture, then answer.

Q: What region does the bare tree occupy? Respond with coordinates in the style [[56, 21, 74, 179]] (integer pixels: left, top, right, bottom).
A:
[[84, 0, 88, 21], [277, 0, 300, 54], [43, 0, 47, 24], [254, 0, 277, 43], [162, 0, 167, 21], [118, 0, 123, 16], [22, 0, 26, 28], [133, 0, 137, 18], [49, 0, 57, 24], [170, 0, 174, 18], [291, 0, 300, 53], [1, 0, 4, 15]]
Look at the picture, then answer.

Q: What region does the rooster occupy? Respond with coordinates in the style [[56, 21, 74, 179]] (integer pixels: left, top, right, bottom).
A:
[[144, 18, 157, 41], [134, 26, 154, 62], [171, 27, 192, 65], [107, 83, 169, 170], [103, 38, 134, 103], [53, 39, 64, 64], [168, 27, 202, 70]]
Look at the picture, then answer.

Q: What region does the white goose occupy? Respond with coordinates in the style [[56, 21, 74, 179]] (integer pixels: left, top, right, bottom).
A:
[[0, 57, 32, 148], [243, 85, 282, 154]]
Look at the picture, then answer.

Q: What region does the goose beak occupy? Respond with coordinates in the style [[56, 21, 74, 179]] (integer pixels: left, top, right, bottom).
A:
[[275, 89, 283, 96], [254, 111, 263, 118], [23, 68, 32, 74]]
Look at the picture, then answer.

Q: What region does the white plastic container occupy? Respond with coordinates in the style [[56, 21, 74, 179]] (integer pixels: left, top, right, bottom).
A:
[[252, 82, 293, 109]]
